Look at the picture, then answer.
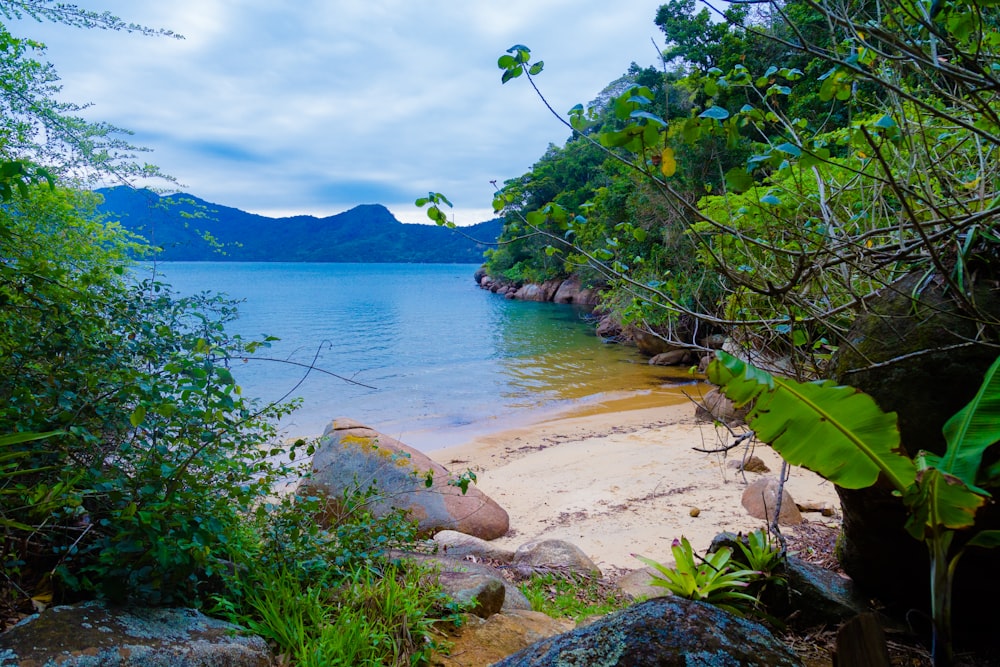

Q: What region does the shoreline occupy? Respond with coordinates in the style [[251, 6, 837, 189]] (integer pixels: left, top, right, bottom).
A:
[[433, 398, 841, 571]]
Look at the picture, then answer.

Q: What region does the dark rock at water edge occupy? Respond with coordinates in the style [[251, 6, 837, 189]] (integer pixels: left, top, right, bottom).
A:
[[0, 600, 272, 666], [491, 596, 803, 666]]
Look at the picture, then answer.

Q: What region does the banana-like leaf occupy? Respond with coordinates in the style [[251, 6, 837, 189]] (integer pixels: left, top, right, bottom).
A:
[[966, 530, 1000, 549], [903, 468, 988, 540], [939, 354, 1000, 486], [708, 351, 916, 492]]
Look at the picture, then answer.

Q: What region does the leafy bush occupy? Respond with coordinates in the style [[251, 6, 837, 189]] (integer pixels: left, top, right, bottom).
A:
[[0, 185, 299, 606]]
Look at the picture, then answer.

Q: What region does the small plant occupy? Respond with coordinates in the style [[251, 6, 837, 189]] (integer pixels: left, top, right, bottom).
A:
[[733, 529, 785, 575], [519, 572, 629, 621], [634, 536, 761, 616]]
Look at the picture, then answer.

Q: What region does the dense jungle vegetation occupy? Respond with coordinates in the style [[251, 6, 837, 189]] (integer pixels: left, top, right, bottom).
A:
[[477, 0, 1000, 379]]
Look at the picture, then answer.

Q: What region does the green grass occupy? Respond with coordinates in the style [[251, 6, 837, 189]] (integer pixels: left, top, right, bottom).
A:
[[519, 573, 631, 621]]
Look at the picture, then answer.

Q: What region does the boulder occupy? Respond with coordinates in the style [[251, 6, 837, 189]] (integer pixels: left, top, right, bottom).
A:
[[552, 276, 599, 305], [0, 601, 272, 666], [627, 326, 672, 356], [694, 387, 749, 425], [431, 610, 574, 667], [615, 567, 669, 601], [595, 314, 623, 340], [437, 571, 506, 619], [510, 539, 601, 578], [403, 551, 532, 612], [741, 477, 803, 526], [648, 349, 694, 366], [514, 281, 557, 302], [432, 529, 516, 563], [491, 597, 803, 666], [305, 419, 509, 540], [783, 557, 872, 629]]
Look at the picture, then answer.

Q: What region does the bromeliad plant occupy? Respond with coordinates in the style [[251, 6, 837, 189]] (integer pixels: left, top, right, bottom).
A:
[[634, 536, 761, 616], [708, 350, 1000, 666]]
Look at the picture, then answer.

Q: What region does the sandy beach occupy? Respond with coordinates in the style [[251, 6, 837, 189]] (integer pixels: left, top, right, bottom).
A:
[[433, 395, 841, 573]]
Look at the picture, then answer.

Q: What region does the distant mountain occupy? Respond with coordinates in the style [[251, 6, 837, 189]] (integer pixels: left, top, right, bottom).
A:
[[95, 186, 501, 263]]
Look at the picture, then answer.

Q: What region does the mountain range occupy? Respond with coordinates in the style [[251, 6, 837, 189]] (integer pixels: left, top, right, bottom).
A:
[[96, 186, 501, 263]]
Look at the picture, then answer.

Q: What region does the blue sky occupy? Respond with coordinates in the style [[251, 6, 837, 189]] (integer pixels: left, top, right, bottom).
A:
[[10, 2, 667, 225]]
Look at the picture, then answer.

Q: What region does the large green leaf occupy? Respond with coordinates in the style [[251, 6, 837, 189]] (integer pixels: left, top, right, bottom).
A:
[[939, 354, 1000, 485], [708, 351, 916, 491], [903, 468, 988, 540]]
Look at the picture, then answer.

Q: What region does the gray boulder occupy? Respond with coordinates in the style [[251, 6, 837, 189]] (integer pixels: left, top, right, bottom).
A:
[[511, 539, 601, 578], [491, 597, 803, 666], [305, 418, 509, 540], [0, 601, 272, 666]]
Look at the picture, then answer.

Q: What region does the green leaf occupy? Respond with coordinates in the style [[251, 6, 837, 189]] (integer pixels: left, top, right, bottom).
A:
[[129, 406, 147, 427], [774, 142, 801, 157], [699, 106, 730, 121], [528, 61, 544, 75], [725, 168, 754, 193], [967, 531, 1000, 549], [939, 354, 1000, 485], [873, 114, 897, 129], [903, 468, 988, 539], [708, 351, 916, 491], [0, 431, 62, 446]]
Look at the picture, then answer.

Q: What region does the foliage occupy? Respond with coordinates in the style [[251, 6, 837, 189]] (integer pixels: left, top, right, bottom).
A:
[[709, 350, 1000, 665], [0, 184, 307, 605], [217, 562, 456, 667], [472, 0, 1000, 379], [634, 536, 762, 617], [519, 572, 629, 621]]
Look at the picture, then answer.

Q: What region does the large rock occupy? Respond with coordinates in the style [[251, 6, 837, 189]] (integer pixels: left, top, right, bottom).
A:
[[513, 279, 564, 302], [830, 272, 1000, 644], [306, 419, 509, 540], [741, 477, 803, 526], [402, 551, 533, 613], [431, 610, 574, 667], [0, 601, 272, 666], [432, 529, 516, 563], [552, 276, 599, 305], [510, 539, 602, 578], [491, 597, 803, 666]]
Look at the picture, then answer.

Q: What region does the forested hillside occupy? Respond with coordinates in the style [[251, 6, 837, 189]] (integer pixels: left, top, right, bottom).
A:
[[98, 186, 501, 262]]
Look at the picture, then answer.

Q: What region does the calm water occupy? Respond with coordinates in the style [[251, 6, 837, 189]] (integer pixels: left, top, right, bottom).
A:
[[143, 262, 694, 449]]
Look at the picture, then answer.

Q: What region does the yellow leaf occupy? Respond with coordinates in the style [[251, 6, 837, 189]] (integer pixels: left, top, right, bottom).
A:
[[660, 147, 677, 178]]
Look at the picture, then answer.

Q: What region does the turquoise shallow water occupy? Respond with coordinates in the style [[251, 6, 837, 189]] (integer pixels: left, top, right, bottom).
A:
[[144, 262, 695, 449]]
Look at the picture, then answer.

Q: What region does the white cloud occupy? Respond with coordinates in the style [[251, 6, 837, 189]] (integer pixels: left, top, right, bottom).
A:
[[10, 1, 666, 226]]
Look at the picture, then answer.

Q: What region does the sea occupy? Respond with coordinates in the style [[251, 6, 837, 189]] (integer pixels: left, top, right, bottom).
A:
[[143, 262, 697, 450]]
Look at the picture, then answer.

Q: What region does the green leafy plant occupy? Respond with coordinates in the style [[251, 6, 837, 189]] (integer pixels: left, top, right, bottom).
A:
[[709, 350, 1000, 666], [634, 536, 761, 616]]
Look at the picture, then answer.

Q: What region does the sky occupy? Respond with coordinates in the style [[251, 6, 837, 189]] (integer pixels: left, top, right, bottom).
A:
[[8, 1, 668, 225]]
